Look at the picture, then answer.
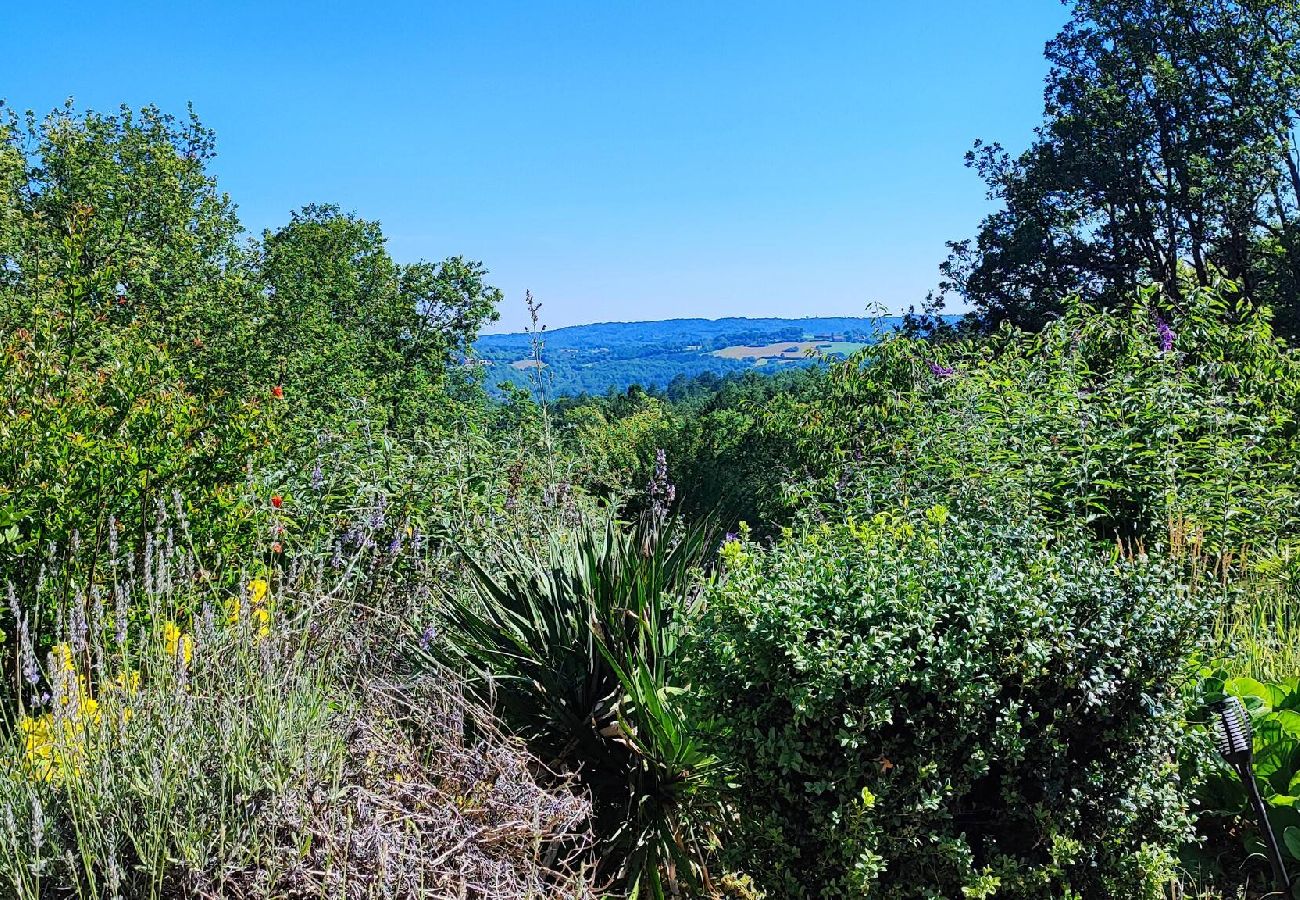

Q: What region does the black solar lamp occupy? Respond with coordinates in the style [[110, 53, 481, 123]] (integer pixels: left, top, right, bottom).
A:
[[1211, 696, 1292, 895]]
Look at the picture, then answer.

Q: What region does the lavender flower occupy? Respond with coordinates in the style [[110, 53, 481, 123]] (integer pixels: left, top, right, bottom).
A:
[[107, 514, 119, 569], [310, 461, 325, 491], [1155, 315, 1176, 353], [418, 624, 438, 652], [11, 584, 40, 688], [199, 600, 217, 643], [69, 589, 89, 654], [114, 583, 129, 647]]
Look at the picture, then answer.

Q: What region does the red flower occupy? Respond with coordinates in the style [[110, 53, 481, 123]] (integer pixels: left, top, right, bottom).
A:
[[271, 385, 284, 400], [271, 541, 282, 554], [271, 495, 283, 509]]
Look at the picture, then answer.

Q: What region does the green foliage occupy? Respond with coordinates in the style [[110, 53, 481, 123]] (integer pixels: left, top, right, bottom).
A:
[[0, 102, 257, 393], [259, 204, 501, 430], [1213, 554, 1300, 684], [560, 368, 822, 529], [940, 0, 1300, 337], [0, 102, 272, 651], [686, 509, 1210, 898], [780, 278, 1300, 555], [0, 305, 269, 632], [432, 513, 725, 898], [1191, 672, 1300, 883]]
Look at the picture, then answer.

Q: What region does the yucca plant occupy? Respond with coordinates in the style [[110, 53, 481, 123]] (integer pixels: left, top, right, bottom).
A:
[[430, 510, 725, 898]]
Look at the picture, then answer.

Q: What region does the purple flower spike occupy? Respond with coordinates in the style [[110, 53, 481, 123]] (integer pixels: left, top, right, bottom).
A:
[[929, 361, 956, 378], [1155, 315, 1176, 353]]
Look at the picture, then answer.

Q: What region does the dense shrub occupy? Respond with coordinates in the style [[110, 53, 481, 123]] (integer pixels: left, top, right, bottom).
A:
[[670, 278, 1300, 553], [687, 509, 1212, 898]]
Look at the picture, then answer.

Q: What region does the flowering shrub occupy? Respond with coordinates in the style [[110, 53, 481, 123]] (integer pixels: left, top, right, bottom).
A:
[[696, 277, 1300, 554], [686, 508, 1211, 898], [0, 531, 593, 900]]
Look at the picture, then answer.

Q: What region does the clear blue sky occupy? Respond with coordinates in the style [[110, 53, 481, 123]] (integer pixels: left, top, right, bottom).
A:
[[2, 1, 1070, 331]]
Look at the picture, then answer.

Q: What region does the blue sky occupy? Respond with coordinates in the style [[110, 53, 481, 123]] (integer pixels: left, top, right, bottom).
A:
[[2, 1, 1070, 331]]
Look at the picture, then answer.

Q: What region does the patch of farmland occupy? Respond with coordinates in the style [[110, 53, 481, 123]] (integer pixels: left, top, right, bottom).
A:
[[712, 340, 868, 362]]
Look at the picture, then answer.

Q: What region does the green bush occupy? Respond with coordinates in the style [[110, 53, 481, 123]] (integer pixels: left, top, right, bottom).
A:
[[710, 277, 1300, 555], [687, 509, 1211, 898]]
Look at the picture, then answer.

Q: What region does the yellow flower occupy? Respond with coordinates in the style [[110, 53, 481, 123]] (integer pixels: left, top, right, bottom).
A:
[[18, 674, 101, 783], [108, 669, 141, 694], [19, 715, 55, 782], [249, 577, 269, 606], [252, 606, 271, 638], [78, 693, 99, 720], [162, 621, 193, 664], [51, 643, 76, 673]]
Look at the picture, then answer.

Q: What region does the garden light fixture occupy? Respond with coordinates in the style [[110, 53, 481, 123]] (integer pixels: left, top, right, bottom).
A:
[[1211, 696, 1292, 894]]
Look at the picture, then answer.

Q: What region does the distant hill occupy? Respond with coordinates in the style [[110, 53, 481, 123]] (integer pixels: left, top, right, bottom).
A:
[[472, 315, 921, 398]]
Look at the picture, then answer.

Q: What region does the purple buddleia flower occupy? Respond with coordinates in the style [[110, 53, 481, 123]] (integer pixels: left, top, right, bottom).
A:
[[1155, 315, 1176, 353], [368, 495, 388, 529], [310, 461, 325, 491], [647, 449, 676, 519], [929, 361, 956, 378]]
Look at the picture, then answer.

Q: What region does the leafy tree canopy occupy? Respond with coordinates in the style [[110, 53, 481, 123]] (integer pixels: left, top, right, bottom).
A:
[[941, 0, 1300, 338]]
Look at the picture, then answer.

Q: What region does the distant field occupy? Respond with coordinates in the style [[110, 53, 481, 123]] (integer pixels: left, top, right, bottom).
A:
[[712, 340, 868, 361], [510, 359, 546, 370]]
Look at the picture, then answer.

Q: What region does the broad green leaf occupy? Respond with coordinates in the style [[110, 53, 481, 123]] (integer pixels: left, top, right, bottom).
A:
[[1285, 826, 1300, 862], [1227, 677, 1285, 711]]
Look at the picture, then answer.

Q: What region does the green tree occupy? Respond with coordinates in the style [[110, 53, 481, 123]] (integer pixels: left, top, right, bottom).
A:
[[941, 0, 1300, 337], [258, 204, 501, 429], [0, 102, 267, 642], [0, 101, 261, 394]]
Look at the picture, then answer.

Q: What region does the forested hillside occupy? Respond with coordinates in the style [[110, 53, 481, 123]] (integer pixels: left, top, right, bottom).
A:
[[474, 316, 905, 397]]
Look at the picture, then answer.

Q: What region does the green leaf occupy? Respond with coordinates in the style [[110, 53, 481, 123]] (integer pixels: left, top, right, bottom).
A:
[[1226, 677, 1286, 711], [1285, 826, 1300, 862]]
